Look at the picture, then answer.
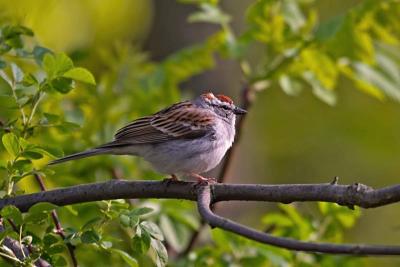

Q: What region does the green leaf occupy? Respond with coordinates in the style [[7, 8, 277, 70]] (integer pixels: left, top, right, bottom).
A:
[[1, 205, 23, 225], [50, 77, 74, 94], [22, 73, 38, 86], [315, 14, 345, 41], [81, 217, 103, 230], [43, 233, 59, 247], [32, 46, 52, 65], [279, 75, 302, 96], [262, 213, 293, 227], [0, 60, 6, 69], [151, 238, 168, 267], [28, 202, 58, 214], [159, 215, 187, 252], [24, 212, 49, 224], [63, 67, 96, 85], [81, 230, 101, 244], [110, 249, 139, 267], [13, 159, 31, 171], [21, 151, 43, 159], [132, 230, 150, 254], [2, 132, 20, 157], [120, 214, 139, 228], [282, 0, 305, 31], [11, 63, 24, 83], [130, 207, 153, 216], [140, 221, 164, 241], [23, 148, 50, 159], [41, 113, 60, 124], [43, 53, 74, 78], [53, 256, 67, 266], [303, 71, 336, 106], [48, 244, 65, 254], [188, 4, 231, 25], [353, 62, 400, 102]]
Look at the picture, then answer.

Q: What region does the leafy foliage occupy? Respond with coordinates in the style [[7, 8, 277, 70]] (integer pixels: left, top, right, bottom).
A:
[[1, 0, 400, 266]]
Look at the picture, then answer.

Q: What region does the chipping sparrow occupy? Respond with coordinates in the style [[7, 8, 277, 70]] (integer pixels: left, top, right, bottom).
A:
[[49, 92, 246, 183]]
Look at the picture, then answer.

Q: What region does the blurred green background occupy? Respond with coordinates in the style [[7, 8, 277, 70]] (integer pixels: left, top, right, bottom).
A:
[[1, 0, 400, 266]]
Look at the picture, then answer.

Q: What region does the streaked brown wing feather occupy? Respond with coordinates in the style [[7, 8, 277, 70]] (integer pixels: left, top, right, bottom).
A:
[[113, 101, 215, 144]]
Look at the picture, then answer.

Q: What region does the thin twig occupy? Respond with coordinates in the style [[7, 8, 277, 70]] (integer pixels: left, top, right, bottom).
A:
[[196, 186, 400, 255], [33, 173, 78, 267]]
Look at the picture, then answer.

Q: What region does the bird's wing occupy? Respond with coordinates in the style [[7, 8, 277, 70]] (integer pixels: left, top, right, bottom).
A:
[[113, 101, 215, 144]]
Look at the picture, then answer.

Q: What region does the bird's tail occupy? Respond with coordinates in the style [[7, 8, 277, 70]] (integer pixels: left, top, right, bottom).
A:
[[48, 142, 130, 165]]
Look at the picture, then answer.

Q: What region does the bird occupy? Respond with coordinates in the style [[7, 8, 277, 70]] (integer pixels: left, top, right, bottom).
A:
[[49, 92, 247, 183]]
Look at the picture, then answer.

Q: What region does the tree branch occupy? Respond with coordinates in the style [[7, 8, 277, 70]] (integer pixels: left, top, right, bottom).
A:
[[197, 186, 400, 255], [0, 219, 51, 266], [2, 180, 400, 255]]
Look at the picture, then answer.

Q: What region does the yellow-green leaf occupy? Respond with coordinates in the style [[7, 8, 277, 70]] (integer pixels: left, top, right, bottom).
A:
[[63, 67, 96, 85]]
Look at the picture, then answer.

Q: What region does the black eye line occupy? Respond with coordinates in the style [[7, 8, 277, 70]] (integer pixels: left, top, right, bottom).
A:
[[211, 103, 231, 110]]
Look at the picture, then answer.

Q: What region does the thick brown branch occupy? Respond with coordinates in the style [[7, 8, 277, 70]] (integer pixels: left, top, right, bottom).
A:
[[197, 186, 400, 255], [1, 180, 400, 256], [1, 180, 400, 211]]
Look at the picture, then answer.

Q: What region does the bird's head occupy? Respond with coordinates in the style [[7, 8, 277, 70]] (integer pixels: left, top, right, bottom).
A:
[[198, 92, 247, 118]]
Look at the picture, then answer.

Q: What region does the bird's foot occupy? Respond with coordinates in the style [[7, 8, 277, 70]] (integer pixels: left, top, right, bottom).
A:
[[162, 174, 179, 184], [190, 173, 217, 185]]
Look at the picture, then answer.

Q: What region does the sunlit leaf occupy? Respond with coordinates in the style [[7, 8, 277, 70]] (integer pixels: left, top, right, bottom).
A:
[[140, 221, 164, 241], [2, 132, 20, 157], [0, 205, 23, 225], [63, 67, 96, 85], [151, 238, 168, 267], [303, 71, 336, 105]]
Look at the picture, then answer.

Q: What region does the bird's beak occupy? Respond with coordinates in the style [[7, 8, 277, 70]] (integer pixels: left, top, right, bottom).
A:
[[233, 106, 247, 115]]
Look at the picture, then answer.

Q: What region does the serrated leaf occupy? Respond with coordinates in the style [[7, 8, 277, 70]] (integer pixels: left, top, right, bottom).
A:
[[28, 202, 58, 214], [140, 221, 164, 241], [63, 67, 96, 85], [151, 239, 168, 267], [111, 249, 138, 267], [2, 132, 20, 157], [0, 205, 23, 225]]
